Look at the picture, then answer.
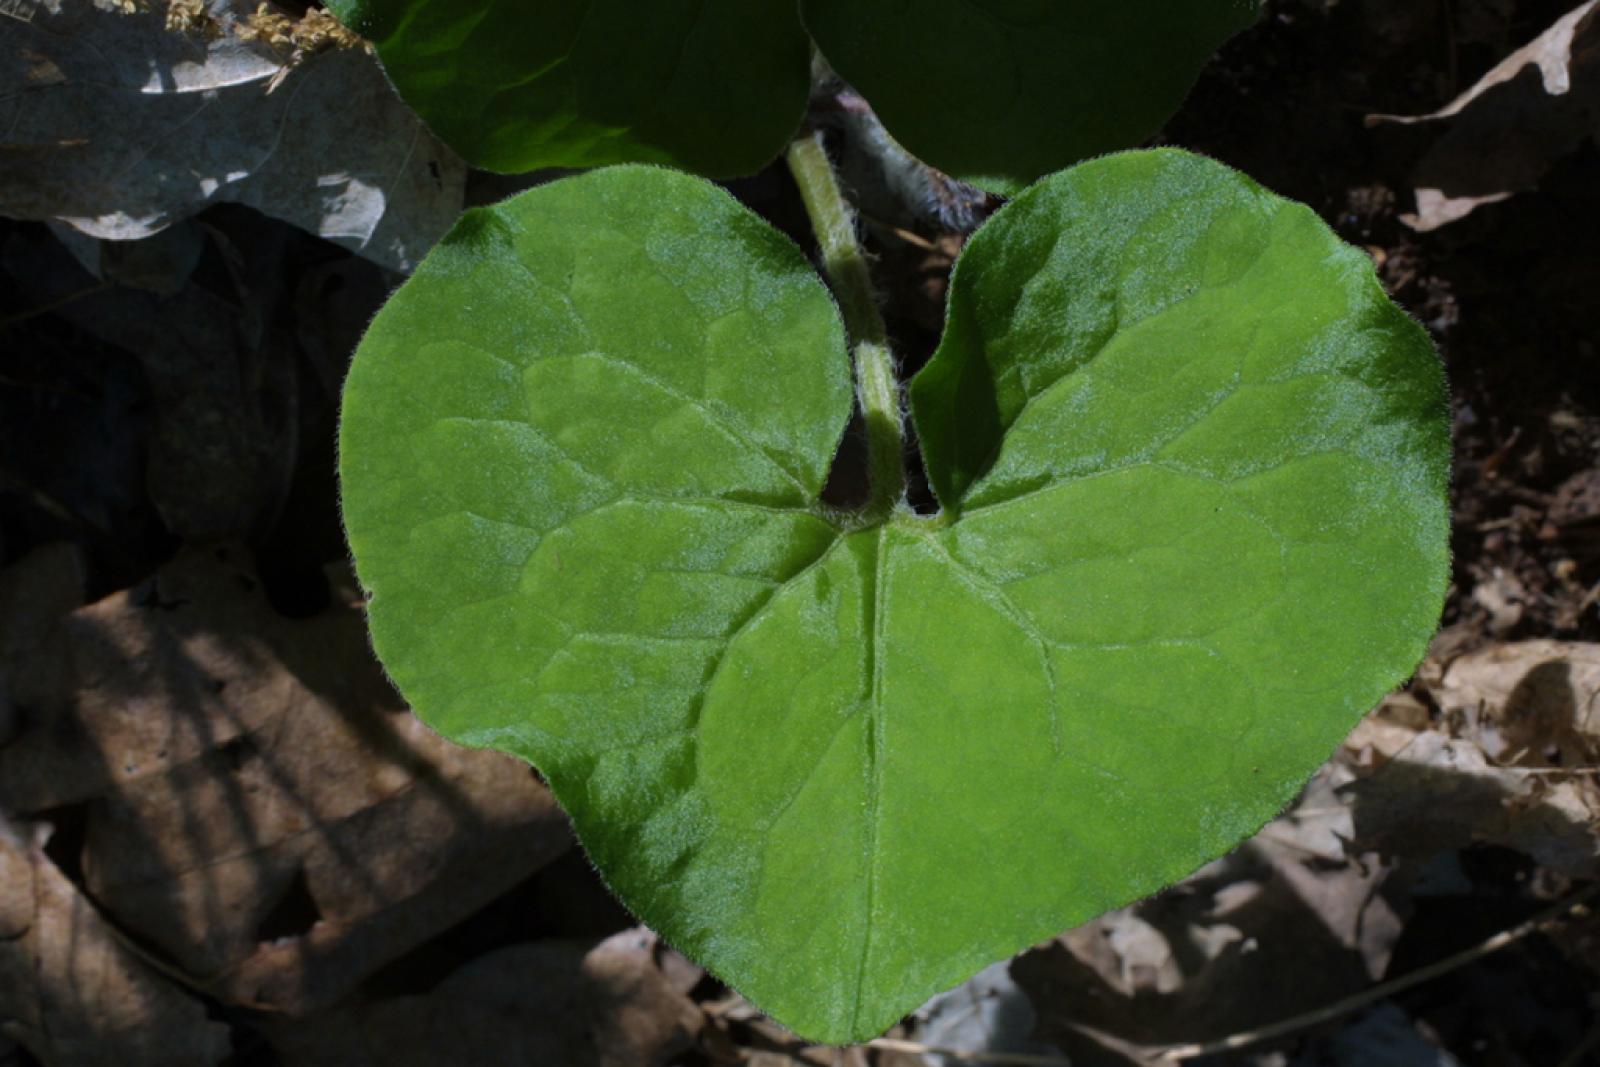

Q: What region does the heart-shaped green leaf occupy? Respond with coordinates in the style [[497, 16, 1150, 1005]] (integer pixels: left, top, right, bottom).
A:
[[322, 0, 811, 176], [803, 0, 1261, 194], [339, 151, 1449, 1042]]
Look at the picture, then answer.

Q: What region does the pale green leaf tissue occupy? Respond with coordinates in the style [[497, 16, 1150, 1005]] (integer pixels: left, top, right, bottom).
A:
[[339, 152, 1450, 1042]]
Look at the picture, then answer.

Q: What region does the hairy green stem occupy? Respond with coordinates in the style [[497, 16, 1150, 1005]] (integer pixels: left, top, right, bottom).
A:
[[785, 131, 906, 517], [785, 131, 888, 349], [852, 340, 906, 517]]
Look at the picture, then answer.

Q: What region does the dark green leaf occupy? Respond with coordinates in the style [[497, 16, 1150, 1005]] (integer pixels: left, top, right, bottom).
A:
[[803, 0, 1261, 193], [325, 0, 810, 176]]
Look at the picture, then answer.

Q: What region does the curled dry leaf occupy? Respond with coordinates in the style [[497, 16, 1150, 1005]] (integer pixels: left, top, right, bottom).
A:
[[911, 961, 1060, 1066], [2, 215, 396, 545], [0, 0, 464, 271], [1011, 643, 1600, 1064], [1368, 1, 1600, 230], [0, 544, 572, 1014], [0, 815, 231, 1067], [1430, 640, 1600, 766], [1012, 764, 1408, 1066], [1341, 641, 1600, 873], [260, 928, 703, 1067], [1341, 732, 1599, 873], [2, 219, 303, 542]]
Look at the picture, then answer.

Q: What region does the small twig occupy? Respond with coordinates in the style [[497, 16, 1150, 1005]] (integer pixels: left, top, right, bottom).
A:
[[1510, 766, 1600, 776], [1160, 882, 1600, 1060], [704, 993, 1072, 1065], [0, 281, 111, 331], [0, 467, 107, 534], [865, 1037, 1072, 1065], [1502, 484, 1556, 508], [882, 225, 941, 252], [1556, 1020, 1600, 1067]]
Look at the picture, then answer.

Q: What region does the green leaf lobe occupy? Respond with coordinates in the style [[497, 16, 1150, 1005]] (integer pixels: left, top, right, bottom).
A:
[[802, 0, 1261, 193], [326, 0, 811, 177]]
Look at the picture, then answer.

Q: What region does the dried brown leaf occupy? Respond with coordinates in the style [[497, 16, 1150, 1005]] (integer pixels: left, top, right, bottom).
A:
[[0, 815, 231, 1066], [0, 545, 572, 1014], [261, 928, 703, 1067], [1013, 765, 1406, 1066], [1341, 730, 1600, 874], [1431, 640, 1600, 765], [1368, 1, 1600, 229]]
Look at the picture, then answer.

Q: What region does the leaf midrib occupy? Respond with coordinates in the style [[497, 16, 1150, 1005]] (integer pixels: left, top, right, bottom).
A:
[[851, 524, 889, 1033]]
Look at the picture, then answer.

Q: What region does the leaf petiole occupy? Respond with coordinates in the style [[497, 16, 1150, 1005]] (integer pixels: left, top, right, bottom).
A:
[[852, 340, 906, 519], [785, 131, 906, 517]]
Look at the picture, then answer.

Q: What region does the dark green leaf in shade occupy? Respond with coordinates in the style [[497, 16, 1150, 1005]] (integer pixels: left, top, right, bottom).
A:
[[324, 0, 811, 176], [802, 0, 1261, 193]]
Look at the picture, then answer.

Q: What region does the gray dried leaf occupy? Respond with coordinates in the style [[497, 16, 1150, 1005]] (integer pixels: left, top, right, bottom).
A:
[[0, 0, 464, 271], [1, 222, 301, 542], [1340, 730, 1600, 875], [913, 961, 1061, 1067], [1013, 765, 1406, 1066], [1368, 1, 1600, 230], [1430, 640, 1600, 765]]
